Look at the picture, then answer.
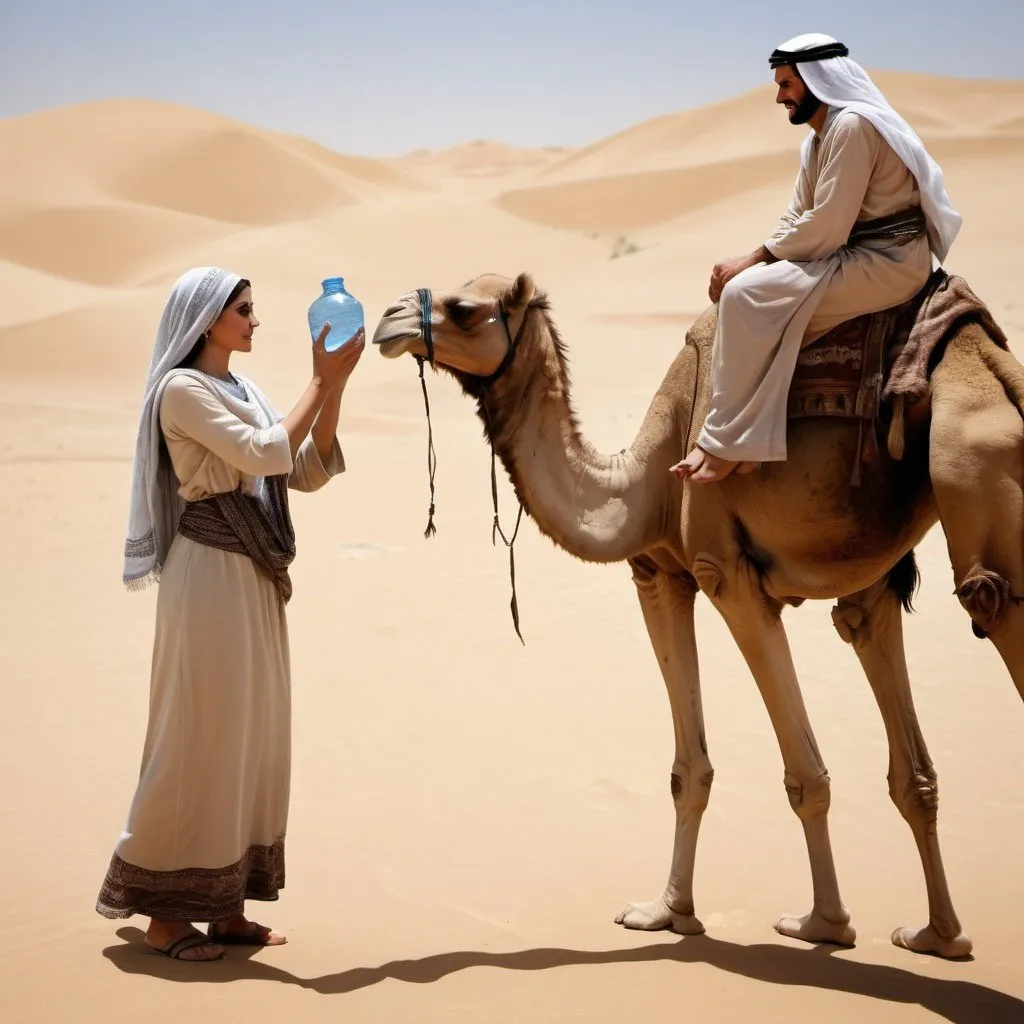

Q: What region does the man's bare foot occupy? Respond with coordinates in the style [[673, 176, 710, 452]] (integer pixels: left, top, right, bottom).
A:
[[669, 447, 707, 479], [145, 920, 225, 961], [670, 448, 762, 484], [670, 447, 740, 483], [208, 913, 287, 946], [671, 447, 736, 480], [690, 451, 737, 482]]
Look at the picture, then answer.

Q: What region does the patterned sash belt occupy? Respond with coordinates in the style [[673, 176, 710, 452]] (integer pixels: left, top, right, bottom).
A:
[[177, 474, 296, 604], [848, 206, 927, 246]]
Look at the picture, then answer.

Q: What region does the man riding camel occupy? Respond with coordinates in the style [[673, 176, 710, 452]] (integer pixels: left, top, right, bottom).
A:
[[671, 33, 962, 484]]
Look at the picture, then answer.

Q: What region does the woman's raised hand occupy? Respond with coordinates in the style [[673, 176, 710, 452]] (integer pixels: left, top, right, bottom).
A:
[[311, 323, 365, 390]]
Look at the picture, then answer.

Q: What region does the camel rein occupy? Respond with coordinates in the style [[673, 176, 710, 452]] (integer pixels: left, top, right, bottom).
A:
[[412, 287, 528, 644]]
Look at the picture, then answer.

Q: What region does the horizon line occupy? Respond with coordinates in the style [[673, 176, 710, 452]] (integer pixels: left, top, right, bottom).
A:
[[4, 65, 1023, 162]]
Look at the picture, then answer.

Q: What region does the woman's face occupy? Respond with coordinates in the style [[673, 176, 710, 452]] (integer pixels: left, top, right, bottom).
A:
[[208, 286, 259, 355]]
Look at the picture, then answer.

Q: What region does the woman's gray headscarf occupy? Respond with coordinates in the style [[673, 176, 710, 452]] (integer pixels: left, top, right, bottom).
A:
[[122, 266, 242, 589]]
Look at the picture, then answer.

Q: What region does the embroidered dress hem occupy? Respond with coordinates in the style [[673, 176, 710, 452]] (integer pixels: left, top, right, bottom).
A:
[[95, 838, 286, 922]]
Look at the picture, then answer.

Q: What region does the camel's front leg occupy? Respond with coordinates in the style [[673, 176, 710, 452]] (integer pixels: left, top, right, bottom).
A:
[[614, 557, 710, 936], [833, 568, 973, 959], [693, 551, 855, 947]]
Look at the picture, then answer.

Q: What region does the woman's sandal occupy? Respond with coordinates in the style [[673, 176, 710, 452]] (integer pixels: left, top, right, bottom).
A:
[[207, 920, 287, 946], [147, 930, 225, 961]]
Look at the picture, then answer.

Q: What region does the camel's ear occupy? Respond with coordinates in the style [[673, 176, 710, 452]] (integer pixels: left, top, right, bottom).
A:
[[501, 272, 536, 312]]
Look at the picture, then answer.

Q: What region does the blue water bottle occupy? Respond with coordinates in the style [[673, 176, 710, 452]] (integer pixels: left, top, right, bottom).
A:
[[308, 277, 364, 352]]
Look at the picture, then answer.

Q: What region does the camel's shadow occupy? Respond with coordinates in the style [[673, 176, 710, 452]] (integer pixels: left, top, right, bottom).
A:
[[104, 927, 1023, 1023]]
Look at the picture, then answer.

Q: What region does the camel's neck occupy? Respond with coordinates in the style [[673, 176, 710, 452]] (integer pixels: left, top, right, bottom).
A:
[[467, 311, 680, 564]]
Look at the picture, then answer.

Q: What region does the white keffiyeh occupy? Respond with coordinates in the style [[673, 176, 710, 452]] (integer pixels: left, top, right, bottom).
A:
[[775, 33, 962, 263], [122, 266, 244, 589]]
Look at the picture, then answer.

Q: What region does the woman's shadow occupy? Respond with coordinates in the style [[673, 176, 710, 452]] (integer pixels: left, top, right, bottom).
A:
[[104, 927, 1024, 1024]]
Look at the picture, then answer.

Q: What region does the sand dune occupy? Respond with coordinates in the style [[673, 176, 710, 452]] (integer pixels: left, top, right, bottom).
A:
[[869, 70, 1024, 130], [2, 71, 1024, 1024], [495, 134, 1024, 237], [531, 72, 1024, 188], [393, 139, 572, 179], [109, 125, 363, 223], [0, 260, 111, 330], [0, 99, 420, 220], [992, 113, 1024, 132], [496, 150, 802, 234], [534, 87, 804, 184], [275, 132, 431, 195], [0, 203, 237, 287], [491, 74, 1024, 238], [0, 99, 427, 295]]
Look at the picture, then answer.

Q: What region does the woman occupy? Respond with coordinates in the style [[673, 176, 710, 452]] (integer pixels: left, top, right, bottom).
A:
[[96, 266, 363, 961]]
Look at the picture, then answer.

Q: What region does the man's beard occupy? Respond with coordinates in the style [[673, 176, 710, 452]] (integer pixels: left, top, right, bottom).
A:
[[788, 87, 822, 125]]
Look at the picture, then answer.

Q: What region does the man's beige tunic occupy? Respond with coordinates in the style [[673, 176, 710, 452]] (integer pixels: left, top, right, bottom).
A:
[[697, 106, 933, 463]]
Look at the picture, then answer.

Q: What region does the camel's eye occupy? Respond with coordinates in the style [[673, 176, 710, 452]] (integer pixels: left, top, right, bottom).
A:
[[447, 299, 482, 329]]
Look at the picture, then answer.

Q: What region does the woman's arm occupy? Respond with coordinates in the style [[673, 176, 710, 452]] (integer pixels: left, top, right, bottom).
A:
[[282, 326, 365, 461], [310, 378, 345, 464], [280, 378, 334, 462]]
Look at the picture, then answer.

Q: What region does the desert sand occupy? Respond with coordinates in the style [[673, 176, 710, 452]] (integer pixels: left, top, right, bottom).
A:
[[2, 73, 1024, 1023]]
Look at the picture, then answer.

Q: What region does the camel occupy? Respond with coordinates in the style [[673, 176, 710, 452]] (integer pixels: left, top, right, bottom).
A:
[[371, 271, 1024, 961]]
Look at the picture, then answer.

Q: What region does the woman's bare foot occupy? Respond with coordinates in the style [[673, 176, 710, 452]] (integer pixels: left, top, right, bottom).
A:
[[208, 912, 287, 946], [144, 920, 225, 961]]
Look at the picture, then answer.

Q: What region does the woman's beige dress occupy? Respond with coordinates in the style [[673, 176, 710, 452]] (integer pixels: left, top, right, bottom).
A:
[[97, 372, 344, 922]]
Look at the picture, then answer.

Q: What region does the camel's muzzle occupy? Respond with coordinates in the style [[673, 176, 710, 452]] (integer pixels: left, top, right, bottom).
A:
[[371, 289, 437, 362], [372, 294, 423, 358]]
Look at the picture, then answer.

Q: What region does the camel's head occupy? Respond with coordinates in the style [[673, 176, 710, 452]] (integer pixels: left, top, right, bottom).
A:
[[372, 272, 540, 379]]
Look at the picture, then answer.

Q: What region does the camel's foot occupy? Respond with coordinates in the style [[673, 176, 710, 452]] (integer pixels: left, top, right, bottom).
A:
[[891, 924, 973, 960], [775, 910, 856, 947], [614, 895, 705, 936]]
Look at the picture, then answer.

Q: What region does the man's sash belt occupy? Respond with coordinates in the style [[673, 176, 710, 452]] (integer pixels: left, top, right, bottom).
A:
[[848, 206, 927, 246]]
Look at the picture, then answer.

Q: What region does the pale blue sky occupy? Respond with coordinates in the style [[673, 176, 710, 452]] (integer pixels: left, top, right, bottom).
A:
[[2, 0, 1021, 156]]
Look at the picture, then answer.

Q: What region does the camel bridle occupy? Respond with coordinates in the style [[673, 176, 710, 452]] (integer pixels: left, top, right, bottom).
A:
[[410, 287, 533, 644]]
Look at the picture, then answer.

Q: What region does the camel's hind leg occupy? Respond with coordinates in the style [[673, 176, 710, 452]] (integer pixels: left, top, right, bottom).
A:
[[615, 556, 711, 936], [692, 548, 855, 947], [930, 327, 1024, 700], [833, 560, 973, 959]]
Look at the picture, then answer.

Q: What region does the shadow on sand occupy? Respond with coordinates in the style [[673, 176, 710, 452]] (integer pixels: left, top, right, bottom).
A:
[[104, 927, 1023, 1023]]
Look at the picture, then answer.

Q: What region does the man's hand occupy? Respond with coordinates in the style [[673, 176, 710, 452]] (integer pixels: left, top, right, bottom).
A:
[[708, 246, 778, 303]]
